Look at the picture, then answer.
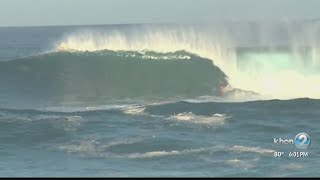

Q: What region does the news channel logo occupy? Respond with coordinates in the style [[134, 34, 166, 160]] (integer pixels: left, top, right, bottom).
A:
[[274, 132, 311, 149], [295, 133, 311, 149]]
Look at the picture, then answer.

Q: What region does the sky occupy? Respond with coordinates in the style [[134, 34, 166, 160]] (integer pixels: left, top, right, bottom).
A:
[[0, 0, 320, 27]]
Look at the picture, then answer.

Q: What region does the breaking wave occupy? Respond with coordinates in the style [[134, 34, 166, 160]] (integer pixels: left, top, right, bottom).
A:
[[0, 50, 228, 106], [54, 24, 320, 99]]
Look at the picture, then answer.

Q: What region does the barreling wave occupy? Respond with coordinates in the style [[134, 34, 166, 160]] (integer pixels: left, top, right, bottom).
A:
[[0, 50, 228, 106], [53, 24, 320, 99]]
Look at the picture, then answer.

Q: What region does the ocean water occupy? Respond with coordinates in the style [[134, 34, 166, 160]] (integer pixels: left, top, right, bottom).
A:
[[0, 23, 319, 177]]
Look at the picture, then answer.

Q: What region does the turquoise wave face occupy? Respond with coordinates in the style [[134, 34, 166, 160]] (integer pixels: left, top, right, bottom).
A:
[[0, 50, 228, 107]]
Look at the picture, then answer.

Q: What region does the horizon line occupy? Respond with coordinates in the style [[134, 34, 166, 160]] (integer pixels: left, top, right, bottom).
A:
[[1, 18, 320, 28]]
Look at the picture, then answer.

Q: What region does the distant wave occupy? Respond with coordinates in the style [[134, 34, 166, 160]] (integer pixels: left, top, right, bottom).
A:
[[57, 141, 274, 160], [1, 97, 318, 115]]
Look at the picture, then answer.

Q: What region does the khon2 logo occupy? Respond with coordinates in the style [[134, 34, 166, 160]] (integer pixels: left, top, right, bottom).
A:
[[274, 132, 311, 149]]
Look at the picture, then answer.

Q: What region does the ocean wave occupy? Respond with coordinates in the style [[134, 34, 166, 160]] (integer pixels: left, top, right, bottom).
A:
[[1, 97, 319, 115], [56, 139, 275, 160], [120, 148, 207, 159], [228, 145, 275, 154], [57, 138, 209, 159], [112, 145, 274, 159], [0, 50, 228, 105], [54, 26, 320, 100], [0, 109, 83, 133]]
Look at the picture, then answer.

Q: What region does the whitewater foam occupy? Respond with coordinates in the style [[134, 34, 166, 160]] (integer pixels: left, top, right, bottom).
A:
[[225, 158, 259, 170], [168, 112, 229, 126], [122, 105, 146, 115], [58, 140, 99, 155], [228, 145, 275, 154], [122, 148, 207, 159]]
